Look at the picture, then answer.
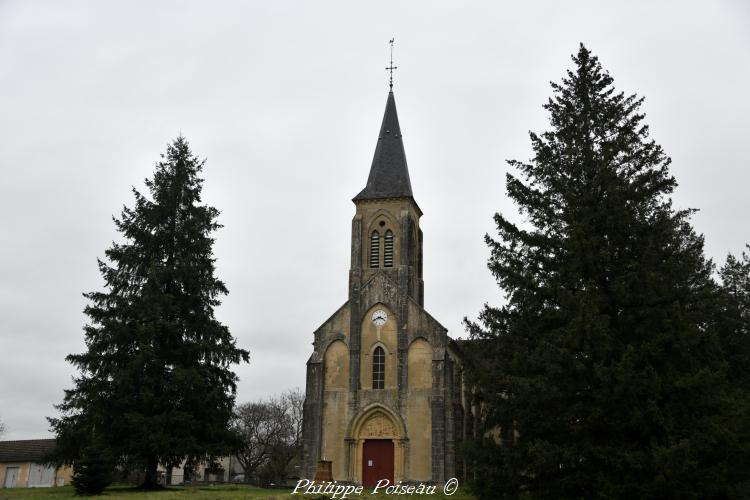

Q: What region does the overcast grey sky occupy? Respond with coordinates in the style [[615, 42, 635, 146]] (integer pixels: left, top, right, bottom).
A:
[[1, 1, 748, 440]]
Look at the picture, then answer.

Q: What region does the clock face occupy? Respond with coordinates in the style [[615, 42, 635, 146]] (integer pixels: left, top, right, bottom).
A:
[[371, 309, 388, 326]]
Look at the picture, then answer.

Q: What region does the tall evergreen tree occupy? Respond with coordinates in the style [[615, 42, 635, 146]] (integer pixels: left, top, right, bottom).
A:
[[465, 45, 746, 499], [50, 136, 249, 489]]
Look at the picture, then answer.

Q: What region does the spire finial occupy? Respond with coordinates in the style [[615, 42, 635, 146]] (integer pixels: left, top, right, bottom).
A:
[[386, 38, 397, 91]]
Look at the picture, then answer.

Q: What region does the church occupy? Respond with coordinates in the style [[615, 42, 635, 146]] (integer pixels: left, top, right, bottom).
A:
[[301, 88, 470, 486]]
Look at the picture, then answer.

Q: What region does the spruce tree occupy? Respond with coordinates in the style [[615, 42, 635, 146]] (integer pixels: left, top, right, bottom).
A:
[[465, 45, 745, 499], [50, 136, 249, 489]]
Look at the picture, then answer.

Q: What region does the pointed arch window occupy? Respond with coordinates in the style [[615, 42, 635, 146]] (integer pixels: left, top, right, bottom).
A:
[[372, 346, 385, 389], [370, 231, 380, 268], [384, 230, 394, 267]]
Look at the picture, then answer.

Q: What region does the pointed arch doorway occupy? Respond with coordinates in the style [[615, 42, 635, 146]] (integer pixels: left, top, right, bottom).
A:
[[347, 405, 407, 485]]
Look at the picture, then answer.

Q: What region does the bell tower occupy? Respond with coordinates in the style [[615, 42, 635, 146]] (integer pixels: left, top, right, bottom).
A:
[[350, 89, 424, 305]]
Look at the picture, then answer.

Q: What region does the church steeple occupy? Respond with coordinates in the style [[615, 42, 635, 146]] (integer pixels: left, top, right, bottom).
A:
[[302, 87, 462, 486], [353, 91, 414, 202]]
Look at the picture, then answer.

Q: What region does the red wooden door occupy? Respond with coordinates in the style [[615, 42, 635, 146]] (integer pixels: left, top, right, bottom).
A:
[[362, 439, 394, 487]]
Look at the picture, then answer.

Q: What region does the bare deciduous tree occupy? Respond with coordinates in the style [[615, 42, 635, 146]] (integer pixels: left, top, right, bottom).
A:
[[232, 388, 304, 485], [232, 402, 286, 482], [261, 389, 304, 485]]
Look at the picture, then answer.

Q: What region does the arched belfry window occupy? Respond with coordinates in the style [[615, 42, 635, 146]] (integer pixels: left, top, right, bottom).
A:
[[384, 230, 394, 267], [372, 346, 385, 389], [370, 231, 380, 268]]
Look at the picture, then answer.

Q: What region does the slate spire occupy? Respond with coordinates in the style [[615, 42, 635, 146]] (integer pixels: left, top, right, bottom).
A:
[[353, 91, 414, 202]]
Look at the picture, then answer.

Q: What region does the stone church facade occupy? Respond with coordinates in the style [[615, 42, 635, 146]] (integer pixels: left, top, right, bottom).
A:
[[302, 90, 469, 485]]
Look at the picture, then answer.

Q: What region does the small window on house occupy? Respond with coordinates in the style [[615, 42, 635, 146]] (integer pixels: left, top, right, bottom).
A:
[[370, 231, 380, 268], [384, 230, 394, 267], [372, 346, 385, 389]]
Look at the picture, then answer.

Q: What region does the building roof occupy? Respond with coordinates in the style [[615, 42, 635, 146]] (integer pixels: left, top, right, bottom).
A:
[[0, 439, 56, 462], [353, 91, 415, 202]]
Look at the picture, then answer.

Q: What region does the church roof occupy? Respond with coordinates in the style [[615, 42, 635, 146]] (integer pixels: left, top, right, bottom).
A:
[[353, 91, 414, 202]]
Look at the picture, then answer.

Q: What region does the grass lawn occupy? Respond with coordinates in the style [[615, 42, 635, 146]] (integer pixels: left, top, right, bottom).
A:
[[0, 484, 477, 500]]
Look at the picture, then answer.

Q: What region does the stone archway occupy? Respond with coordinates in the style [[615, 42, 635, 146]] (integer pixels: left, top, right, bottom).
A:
[[346, 405, 408, 484]]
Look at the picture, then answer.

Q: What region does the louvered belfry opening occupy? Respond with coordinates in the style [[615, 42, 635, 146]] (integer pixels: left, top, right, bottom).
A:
[[384, 230, 394, 267], [372, 346, 385, 389], [370, 231, 380, 268]]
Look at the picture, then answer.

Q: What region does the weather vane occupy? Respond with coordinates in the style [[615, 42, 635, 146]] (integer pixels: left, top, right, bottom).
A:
[[386, 38, 397, 90]]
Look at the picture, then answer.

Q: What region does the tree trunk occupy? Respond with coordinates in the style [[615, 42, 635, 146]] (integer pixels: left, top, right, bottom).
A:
[[140, 457, 161, 490]]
